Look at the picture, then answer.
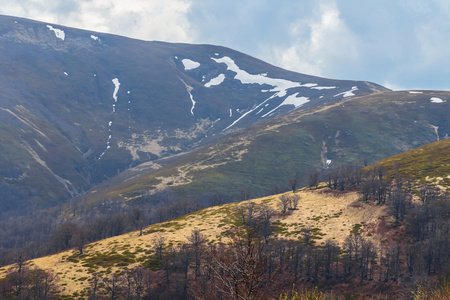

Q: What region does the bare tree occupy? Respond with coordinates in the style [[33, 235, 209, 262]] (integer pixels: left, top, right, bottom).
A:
[[152, 234, 167, 261], [266, 184, 288, 196], [278, 194, 291, 213], [237, 187, 253, 201], [288, 174, 300, 193], [288, 194, 301, 210], [390, 189, 410, 222], [129, 207, 147, 236], [188, 229, 207, 277], [88, 272, 100, 300], [307, 169, 321, 190], [301, 225, 314, 246], [191, 227, 272, 300], [70, 229, 87, 255], [103, 273, 123, 299], [31, 267, 59, 299], [49, 222, 78, 252], [236, 202, 257, 225], [256, 204, 275, 244]]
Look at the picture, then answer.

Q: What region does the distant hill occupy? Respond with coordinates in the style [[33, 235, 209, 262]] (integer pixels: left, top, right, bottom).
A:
[[89, 90, 450, 203], [0, 15, 386, 215]]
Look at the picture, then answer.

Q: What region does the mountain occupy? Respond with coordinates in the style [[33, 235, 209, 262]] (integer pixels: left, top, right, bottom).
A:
[[0, 15, 386, 215], [88, 90, 450, 203]]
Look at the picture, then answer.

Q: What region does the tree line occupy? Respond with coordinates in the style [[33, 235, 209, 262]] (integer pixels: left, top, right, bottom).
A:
[[1, 176, 448, 299]]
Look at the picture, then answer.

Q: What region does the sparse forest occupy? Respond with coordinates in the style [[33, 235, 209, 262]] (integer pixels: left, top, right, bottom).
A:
[[0, 162, 449, 299]]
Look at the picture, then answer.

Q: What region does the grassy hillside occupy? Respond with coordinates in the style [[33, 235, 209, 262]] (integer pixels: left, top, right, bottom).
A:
[[2, 137, 450, 298], [368, 138, 450, 190], [86, 90, 450, 204], [0, 188, 391, 297]]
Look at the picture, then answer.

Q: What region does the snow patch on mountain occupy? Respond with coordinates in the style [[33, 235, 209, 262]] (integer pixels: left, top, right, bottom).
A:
[[205, 74, 225, 87], [46, 25, 65, 41], [90, 35, 99, 41], [112, 78, 120, 102], [408, 91, 423, 94], [212, 56, 303, 97], [213, 56, 324, 130], [182, 59, 200, 70], [334, 86, 358, 98], [262, 93, 310, 117], [188, 91, 196, 116], [178, 77, 197, 116], [430, 97, 445, 103], [312, 85, 336, 90], [99, 78, 121, 159], [224, 93, 279, 131]]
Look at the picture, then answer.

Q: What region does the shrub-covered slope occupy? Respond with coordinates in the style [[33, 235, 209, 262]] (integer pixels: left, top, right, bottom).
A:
[[90, 90, 450, 202], [368, 138, 450, 189]]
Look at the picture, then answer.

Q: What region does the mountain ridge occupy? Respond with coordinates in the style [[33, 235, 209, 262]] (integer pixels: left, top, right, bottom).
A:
[[85, 90, 449, 204], [0, 14, 387, 215]]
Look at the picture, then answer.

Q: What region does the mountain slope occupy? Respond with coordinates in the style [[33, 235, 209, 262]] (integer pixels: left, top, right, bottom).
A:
[[89, 90, 450, 202], [368, 138, 450, 189], [0, 189, 389, 297], [1, 114, 449, 299], [0, 15, 386, 214]]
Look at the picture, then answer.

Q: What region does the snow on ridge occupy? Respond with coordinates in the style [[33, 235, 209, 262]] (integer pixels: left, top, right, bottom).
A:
[[430, 97, 445, 103], [408, 91, 423, 94], [112, 78, 120, 102], [205, 74, 225, 88], [262, 93, 310, 118], [312, 86, 336, 90], [334, 86, 358, 98], [214, 56, 317, 131], [213, 56, 337, 130], [224, 94, 278, 131], [46, 25, 65, 41], [90, 35, 99, 41], [212, 56, 304, 97], [182, 59, 200, 70]]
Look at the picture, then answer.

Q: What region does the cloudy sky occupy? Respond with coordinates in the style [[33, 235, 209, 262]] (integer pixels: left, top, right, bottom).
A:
[[1, 0, 450, 90]]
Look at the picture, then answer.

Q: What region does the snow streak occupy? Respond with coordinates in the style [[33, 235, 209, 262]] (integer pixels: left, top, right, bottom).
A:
[[99, 78, 121, 159]]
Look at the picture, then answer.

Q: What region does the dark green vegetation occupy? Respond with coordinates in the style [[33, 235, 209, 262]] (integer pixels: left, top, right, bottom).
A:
[[92, 90, 450, 203], [0, 14, 385, 216], [368, 138, 450, 188]]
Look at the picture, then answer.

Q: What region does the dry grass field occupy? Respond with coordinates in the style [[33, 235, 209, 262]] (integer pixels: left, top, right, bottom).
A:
[[0, 187, 392, 297]]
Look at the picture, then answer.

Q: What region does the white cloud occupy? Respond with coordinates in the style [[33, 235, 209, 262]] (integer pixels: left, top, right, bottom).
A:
[[0, 0, 193, 43], [270, 1, 359, 77]]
